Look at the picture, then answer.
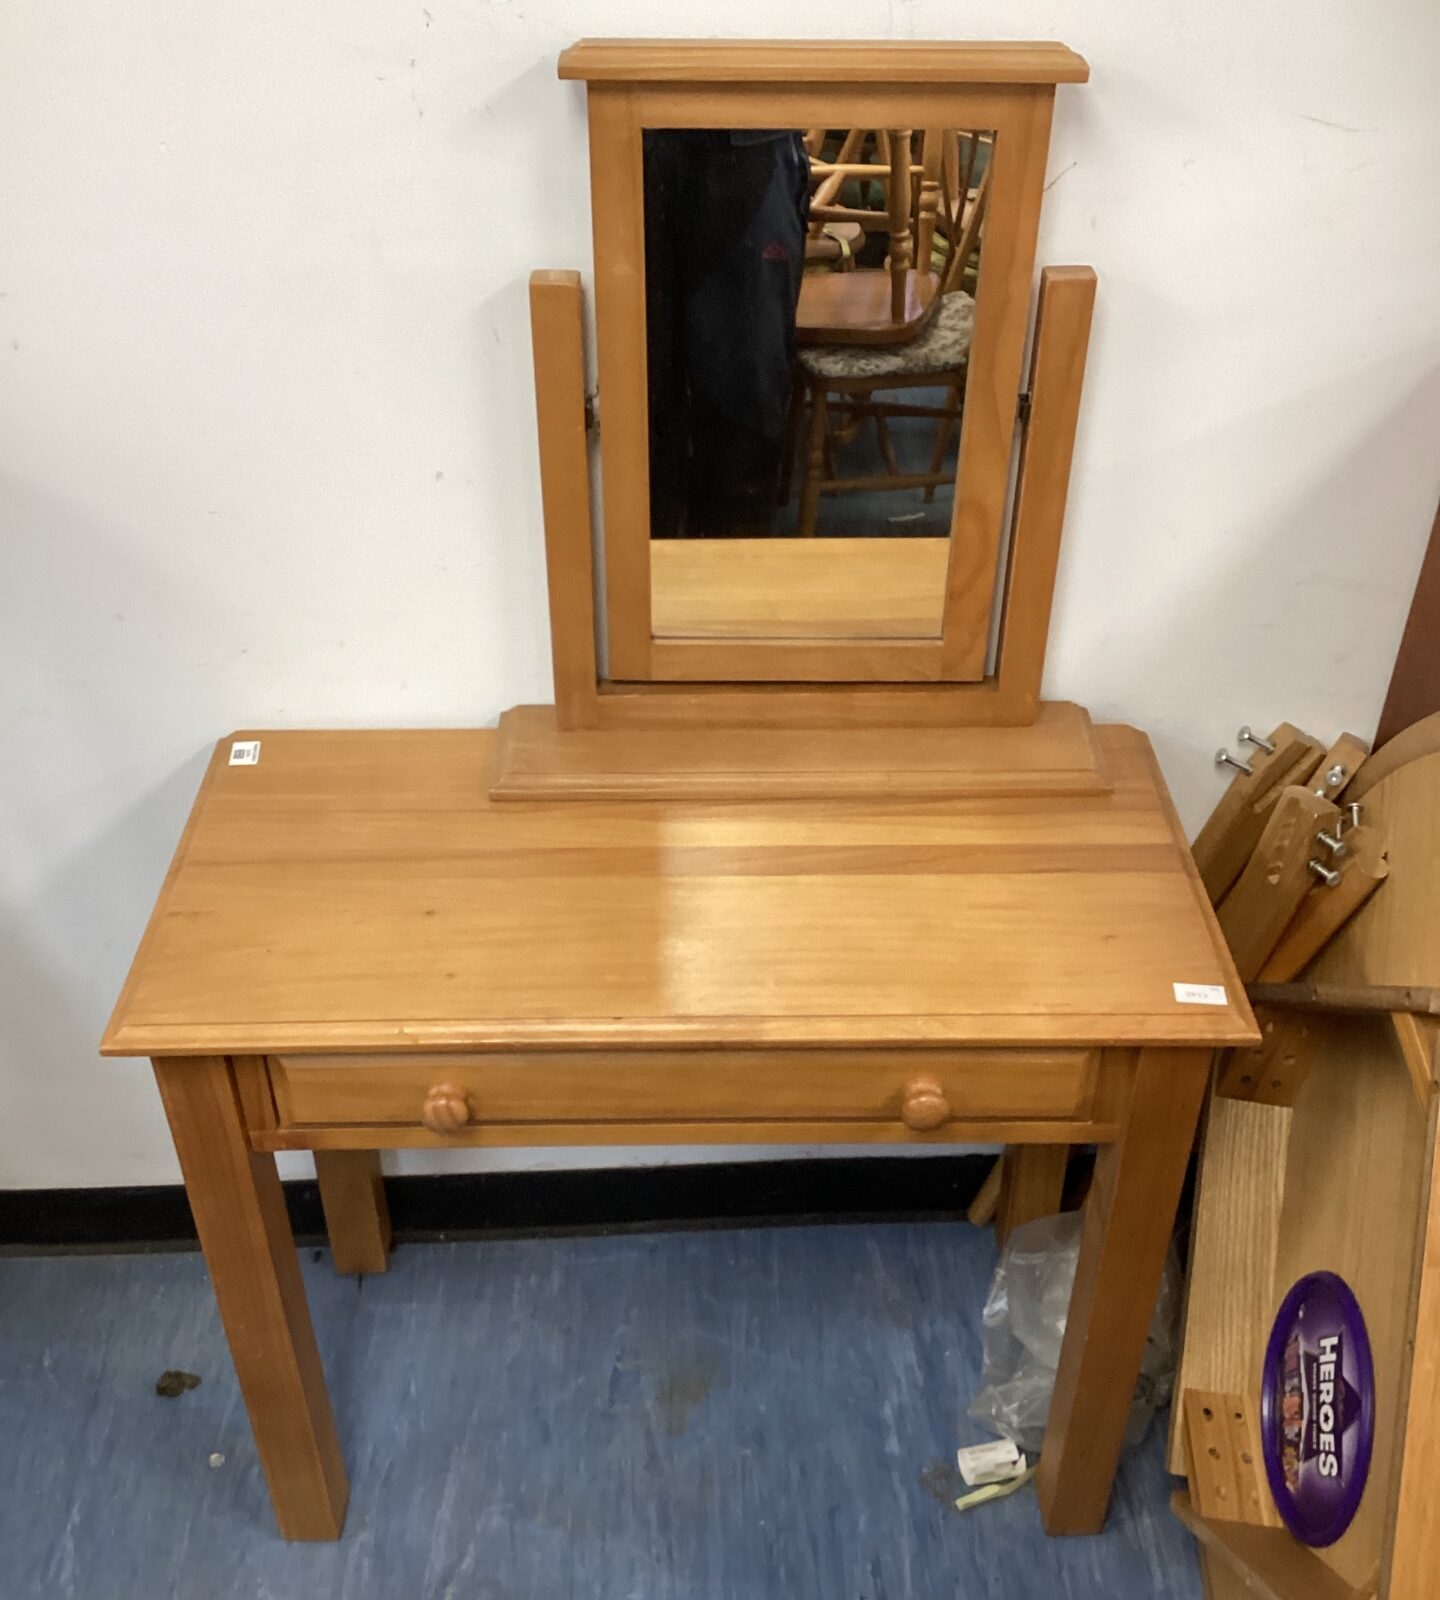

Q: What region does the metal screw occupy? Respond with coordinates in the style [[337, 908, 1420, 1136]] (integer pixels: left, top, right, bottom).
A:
[[1308, 859, 1342, 887], [1215, 748, 1254, 777], [1346, 802, 1363, 829], [1317, 763, 1348, 791], [1316, 829, 1348, 858], [1237, 725, 1276, 754]]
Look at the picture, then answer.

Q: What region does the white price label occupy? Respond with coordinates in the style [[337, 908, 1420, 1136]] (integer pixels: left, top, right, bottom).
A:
[[1173, 982, 1227, 1006], [229, 740, 261, 766]]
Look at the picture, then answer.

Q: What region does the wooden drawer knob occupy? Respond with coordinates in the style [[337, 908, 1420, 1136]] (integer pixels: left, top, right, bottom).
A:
[[901, 1077, 950, 1131], [421, 1082, 471, 1134]]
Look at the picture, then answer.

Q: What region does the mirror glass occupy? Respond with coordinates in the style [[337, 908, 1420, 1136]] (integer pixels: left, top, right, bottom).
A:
[[642, 125, 993, 641]]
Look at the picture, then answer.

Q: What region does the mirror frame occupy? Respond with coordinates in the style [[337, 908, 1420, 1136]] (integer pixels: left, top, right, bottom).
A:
[[560, 40, 1088, 686]]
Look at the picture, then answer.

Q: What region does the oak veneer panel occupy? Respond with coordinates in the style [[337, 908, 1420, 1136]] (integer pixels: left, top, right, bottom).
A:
[[102, 725, 1253, 1059], [558, 39, 1091, 85], [271, 1048, 1097, 1129], [649, 537, 948, 642]]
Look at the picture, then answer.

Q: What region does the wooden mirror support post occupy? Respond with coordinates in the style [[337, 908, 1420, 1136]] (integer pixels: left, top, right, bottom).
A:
[[489, 41, 1103, 803]]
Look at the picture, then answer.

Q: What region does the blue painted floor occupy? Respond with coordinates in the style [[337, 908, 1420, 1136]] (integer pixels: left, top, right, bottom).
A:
[[0, 1221, 1200, 1599]]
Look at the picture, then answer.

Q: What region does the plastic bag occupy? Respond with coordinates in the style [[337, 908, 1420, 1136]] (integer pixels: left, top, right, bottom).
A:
[[968, 1210, 1180, 1457]]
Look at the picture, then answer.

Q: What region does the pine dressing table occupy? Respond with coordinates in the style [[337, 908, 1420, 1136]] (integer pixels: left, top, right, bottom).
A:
[[102, 40, 1257, 1544]]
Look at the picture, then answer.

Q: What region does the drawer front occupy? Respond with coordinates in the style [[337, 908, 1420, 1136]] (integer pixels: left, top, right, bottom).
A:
[[269, 1048, 1098, 1132]]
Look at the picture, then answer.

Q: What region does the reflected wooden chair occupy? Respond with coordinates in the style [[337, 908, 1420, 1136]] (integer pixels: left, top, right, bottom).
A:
[[795, 128, 945, 346], [787, 133, 992, 533]]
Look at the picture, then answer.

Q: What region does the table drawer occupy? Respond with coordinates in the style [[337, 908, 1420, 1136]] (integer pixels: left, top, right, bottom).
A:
[[269, 1048, 1098, 1133]]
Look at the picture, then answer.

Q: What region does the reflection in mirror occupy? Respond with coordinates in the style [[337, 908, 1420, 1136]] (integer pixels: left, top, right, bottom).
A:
[[643, 126, 993, 640]]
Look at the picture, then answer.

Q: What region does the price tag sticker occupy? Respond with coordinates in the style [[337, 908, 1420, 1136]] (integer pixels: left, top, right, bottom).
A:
[[229, 740, 261, 767], [1173, 982, 1227, 1006]]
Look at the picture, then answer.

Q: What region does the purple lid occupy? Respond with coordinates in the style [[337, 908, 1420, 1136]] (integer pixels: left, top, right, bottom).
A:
[[1259, 1271, 1374, 1547]]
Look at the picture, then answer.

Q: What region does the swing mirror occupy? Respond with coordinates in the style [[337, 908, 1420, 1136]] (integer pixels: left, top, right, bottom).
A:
[[561, 41, 1086, 688]]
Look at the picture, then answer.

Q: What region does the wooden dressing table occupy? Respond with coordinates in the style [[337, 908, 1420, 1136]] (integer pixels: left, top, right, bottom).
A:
[[103, 39, 1257, 1544]]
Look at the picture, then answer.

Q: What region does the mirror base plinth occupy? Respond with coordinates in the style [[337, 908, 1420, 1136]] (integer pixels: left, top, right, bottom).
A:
[[487, 700, 1110, 803]]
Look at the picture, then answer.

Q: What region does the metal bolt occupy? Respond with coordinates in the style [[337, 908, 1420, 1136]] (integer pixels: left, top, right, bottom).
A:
[[1237, 725, 1276, 754], [1215, 748, 1254, 777], [1316, 830, 1348, 858], [1308, 859, 1342, 887], [1346, 802, 1363, 829], [1318, 763, 1348, 791]]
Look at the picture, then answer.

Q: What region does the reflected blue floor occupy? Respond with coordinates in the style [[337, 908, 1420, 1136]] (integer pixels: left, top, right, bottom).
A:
[[0, 1222, 1200, 1599]]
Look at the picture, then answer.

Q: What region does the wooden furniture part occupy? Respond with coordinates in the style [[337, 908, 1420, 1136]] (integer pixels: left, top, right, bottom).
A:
[[502, 259, 1098, 798], [796, 127, 943, 346], [1374, 496, 1440, 750], [103, 722, 1255, 1540], [560, 38, 1089, 689], [994, 1144, 1069, 1244], [1191, 723, 1327, 905], [790, 128, 995, 534], [1171, 744, 1440, 1600]]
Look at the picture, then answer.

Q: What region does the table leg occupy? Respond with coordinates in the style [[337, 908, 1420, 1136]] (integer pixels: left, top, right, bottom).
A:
[[1035, 1046, 1210, 1535], [154, 1056, 348, 1540], [995, 1144, 1069, 1244], [315, 1151, 392, 1276]]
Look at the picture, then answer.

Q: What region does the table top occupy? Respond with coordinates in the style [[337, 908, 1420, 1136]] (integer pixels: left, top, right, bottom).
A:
[[102, 724, 1255, 1058]]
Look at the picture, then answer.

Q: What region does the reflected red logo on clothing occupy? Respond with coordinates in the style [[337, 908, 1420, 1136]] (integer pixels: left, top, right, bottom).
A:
[[760, 241, 790, 262]]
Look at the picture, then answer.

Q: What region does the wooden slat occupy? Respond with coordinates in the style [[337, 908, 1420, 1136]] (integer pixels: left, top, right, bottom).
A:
[[995, 266, 1097, 721], [1216, 788, 1339, 981], [557, 38, 1091, 85], [528, 270, 600, 729], [1167, 1092, 1290, 1476], [1192, 725, 1325, 904], [1183, 1388, 1284, 1529], [1257, 824, 1389, 983]]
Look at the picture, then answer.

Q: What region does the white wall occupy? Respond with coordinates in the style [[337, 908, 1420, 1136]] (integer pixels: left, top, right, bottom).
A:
[[3, 3, 1438, 1189]]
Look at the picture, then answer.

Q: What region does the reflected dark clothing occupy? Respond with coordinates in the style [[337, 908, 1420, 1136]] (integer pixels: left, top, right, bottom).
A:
[[644, 130, 809, 537]]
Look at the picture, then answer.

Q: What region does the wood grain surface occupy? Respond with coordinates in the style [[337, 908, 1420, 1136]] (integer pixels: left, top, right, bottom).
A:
[[102, 725, 1254, 1059]]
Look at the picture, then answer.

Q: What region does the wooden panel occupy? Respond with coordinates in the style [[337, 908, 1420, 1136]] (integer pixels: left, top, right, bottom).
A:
[[1346, 710, 1440, 803], [557, 39, 1091, 85], [528, 270, 600, 729], [994, 265, 1097, 721], [1386, 1090, 1440, 1599], [1270, 1017, 1425, 1593], [1374, 497, 1440, 750], [102, 725, 1255, 1059], [1171, 1489, 1360, 1600], [271, 1048, 1099, 1130], [1313, 750, 1440, 994], [647, 636, 947, 684], [1168, 1092, 1291, 1475], [649, 538, 948, 641], [488, 699, 1110, 802]]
